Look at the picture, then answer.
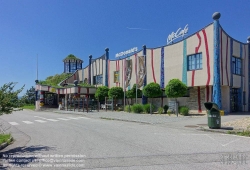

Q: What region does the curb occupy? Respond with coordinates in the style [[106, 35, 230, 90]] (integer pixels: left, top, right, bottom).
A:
[[196, 126, 241, 134], [0, 137, 13, 150], [100, 117, 152, 124]]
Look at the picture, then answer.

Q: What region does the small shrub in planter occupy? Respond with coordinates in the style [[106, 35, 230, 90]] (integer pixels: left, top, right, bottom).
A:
[[163, 105, 169, 113], [143, 104, 155, 113], [158, 107, 164, 114], [131, 104, 144, 113], [124, 105, 132, 112], [179, 106, 189, 116]]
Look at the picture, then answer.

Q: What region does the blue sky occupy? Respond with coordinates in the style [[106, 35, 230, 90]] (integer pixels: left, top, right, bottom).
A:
[[0, 0, 249, 95]]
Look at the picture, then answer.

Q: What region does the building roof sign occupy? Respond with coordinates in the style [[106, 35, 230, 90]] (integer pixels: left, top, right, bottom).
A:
[[167, 24, 188, 45]]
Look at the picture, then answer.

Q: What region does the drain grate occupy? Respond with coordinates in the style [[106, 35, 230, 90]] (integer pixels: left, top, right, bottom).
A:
[[184, 125, 199, 128]]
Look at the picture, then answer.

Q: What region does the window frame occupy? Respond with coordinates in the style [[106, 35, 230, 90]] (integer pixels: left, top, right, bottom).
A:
[[232, 56, 242, 75], [187, 53, 203, 71]]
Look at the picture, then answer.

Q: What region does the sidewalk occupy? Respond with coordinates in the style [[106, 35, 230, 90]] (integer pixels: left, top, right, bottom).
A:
[[39, 108, 250, 130]]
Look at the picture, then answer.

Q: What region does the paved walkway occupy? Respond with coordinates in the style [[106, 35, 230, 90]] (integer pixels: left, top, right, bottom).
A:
[[38, 109, 250, 130]]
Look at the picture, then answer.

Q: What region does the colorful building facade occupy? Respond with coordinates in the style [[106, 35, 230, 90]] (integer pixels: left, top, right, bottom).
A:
[[55, 12, 249, 113]]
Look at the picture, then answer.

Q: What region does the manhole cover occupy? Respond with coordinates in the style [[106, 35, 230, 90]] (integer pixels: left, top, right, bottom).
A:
[[184, 125, 199, 128], [197, 124, 207, 126]]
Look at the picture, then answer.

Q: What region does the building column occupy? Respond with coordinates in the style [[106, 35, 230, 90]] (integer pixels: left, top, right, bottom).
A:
[[212, 12, 222, 109], [105, 48, 109, 87], [89, 55, 92, 84], [142, 45, 148, 104], [248, 37, 250, 111]]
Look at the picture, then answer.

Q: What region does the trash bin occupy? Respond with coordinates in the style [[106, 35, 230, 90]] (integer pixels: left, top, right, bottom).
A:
[[220, 110, 224, 116], [204, 102, 221, 129]]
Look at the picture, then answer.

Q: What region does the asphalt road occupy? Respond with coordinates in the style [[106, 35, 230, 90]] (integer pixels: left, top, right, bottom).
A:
[[0, 110, 250, 170]]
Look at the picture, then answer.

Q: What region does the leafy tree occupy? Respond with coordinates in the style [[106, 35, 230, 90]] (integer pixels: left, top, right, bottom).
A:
[[108, 87, 123, 110], [165, 79, 187, 98], [95, 86, 109, 102], [126, 84, 142, 104], [21, 86, 36, 105], [142, 82, 162, 103], [0, 82, 24, 115]]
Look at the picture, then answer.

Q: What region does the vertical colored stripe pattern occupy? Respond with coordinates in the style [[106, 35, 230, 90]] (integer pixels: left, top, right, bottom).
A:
[[225, 37, 229, 86], [135, 54, 137, 86], [142, 46, 147, 104], [108, 60, 110, 88], [105, 50, 109, 87], [127, 56, 131, 90], [160, 47, 165, 88], [212, 21, 221, 109], [220, 29, 223, 85], [239, 44, 243, 111], [248, 43, 250, 111], [182, 40, 187, 85], [229, 38, 233, 112], [202, 29, 211, 86], [151, 49, 156, 83]]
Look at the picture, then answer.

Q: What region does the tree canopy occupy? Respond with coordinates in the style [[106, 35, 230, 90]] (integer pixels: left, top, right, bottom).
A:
[[21, 86, 36, 105], [108, 87, 123, 99], [126, 84, 142, 99], [95, 86, 109, 101], [0, 82, 24, 115], [165, 79, 187, 98], [142, 82, 162, 99]]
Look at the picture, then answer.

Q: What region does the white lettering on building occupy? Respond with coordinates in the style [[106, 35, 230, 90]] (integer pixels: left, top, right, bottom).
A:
[[167, 24, 188, 45], [116, 47, 138, 58]]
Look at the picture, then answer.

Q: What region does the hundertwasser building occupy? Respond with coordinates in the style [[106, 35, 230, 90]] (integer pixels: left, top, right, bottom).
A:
[[36, 12, 250, 113]]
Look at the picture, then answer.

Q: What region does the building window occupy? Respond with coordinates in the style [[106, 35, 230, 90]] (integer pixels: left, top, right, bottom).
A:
[[70, 63, 76, 72], [93, 74, 103, 85], [77, 62, 82, 69], [187, 53, 202, 71], [114, 71, 119, 83], [232, 57, 241, 75], [65, 63, 69, 73]]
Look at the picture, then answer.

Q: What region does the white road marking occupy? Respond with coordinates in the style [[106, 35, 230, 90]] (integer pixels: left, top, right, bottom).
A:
[[34, 120, 47, 123], [78, 117, 90, 119], [57, 118, 70, 121], [22, 121, 34, 124], [67, 117, 80, 120], [47, 119, 59, 122], [34, 116, 48, 120], [9, 122, 19, 126]]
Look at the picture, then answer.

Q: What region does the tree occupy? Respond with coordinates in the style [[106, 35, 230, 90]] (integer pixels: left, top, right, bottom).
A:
[[0, 82, 24, 115], [21, 86, 36, 105], [165, 79, 187, 98], [108, 87, 123, 110], [95, 86, 109, 102], [126, 84, 142, 104], [142, 82, 162, 103]]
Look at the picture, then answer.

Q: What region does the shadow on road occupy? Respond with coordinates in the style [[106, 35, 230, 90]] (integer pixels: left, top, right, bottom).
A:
[[0, 145, 55, 169]]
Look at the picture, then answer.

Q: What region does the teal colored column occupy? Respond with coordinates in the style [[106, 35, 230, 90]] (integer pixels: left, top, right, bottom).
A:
[[105, 48, 109, 87], [182, 40, 187, 85], [212, 12, 222, 109], [142, 45, 148, 104]]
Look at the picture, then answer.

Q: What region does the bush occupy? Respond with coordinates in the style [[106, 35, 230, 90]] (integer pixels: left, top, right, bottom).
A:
[[179, 106, 189, 116], [163, 105, 169, 113], [158, 107, 164, 114], [143, 104, 155, 113], [131, 104, 144, 113], [124, 105, 132, 112]]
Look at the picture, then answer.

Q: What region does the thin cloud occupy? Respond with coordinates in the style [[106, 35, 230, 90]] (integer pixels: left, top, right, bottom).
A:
[[126, 27, 152, 31]]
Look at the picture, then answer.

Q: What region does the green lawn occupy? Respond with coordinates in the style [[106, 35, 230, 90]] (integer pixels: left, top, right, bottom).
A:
[[0, 134, 11, 145], [22, 105, 35, 110]]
